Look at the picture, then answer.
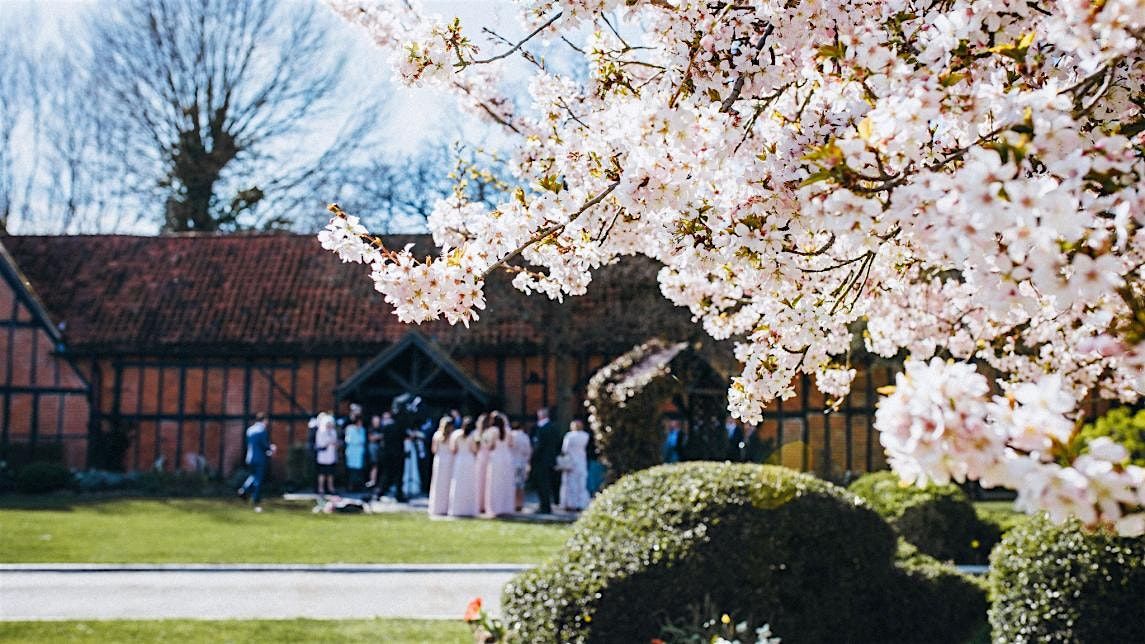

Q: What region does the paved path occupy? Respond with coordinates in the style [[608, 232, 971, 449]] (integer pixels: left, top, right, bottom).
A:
[[0, 565, 527, 621]]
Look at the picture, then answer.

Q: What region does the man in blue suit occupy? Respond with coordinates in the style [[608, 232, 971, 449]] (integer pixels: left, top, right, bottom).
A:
[[238, 412, 275, 511]]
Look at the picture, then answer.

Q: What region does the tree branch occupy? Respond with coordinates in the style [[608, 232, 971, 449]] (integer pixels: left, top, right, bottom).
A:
[[481, 181, 620, 278], [471, 12, 562, 65]]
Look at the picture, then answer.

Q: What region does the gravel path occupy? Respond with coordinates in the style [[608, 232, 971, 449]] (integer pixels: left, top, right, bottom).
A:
[[0, 566, 526, 621]]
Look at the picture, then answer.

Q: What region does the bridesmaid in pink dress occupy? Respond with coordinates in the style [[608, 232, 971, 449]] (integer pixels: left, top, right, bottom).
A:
[[473, 413, 491, 514], [428, 416, 455, 516], [483, 411, 515, 517], [448, 417, 479, 517]]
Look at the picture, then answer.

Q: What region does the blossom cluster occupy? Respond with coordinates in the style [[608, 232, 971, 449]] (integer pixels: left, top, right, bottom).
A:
[[879, 358, 1145, 534], [323, 0, 1145, 533]]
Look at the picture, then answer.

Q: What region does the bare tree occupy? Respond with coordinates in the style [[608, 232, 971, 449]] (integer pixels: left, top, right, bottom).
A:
[[77, 0, 381, 232], [0, 25, 33, 232], [331, 143, 510, 233]]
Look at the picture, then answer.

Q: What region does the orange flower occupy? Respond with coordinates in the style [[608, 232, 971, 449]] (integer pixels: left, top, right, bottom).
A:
[[464, 597, 483, 622], [651, 639, 665, 644]]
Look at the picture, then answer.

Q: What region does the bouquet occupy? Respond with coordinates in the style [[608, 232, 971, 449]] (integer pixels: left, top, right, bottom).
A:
[[555, 453, 573, 472]]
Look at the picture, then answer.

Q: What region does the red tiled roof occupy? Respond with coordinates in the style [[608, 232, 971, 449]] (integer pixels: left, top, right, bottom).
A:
[[0, 233, 691, 356]]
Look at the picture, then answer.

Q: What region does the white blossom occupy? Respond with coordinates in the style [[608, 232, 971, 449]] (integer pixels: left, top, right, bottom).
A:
[[323, 0, 1145, 533]]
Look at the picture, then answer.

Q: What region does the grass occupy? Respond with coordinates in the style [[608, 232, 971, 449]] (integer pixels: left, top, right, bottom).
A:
[[0, 496, 570, 564], [0, 618, 470, 643]]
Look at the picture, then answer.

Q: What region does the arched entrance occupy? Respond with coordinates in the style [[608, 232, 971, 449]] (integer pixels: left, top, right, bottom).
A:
[[585, 339, 729, 483]]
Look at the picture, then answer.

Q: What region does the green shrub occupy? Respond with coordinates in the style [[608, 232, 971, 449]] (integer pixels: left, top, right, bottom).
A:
[[14, 461, 74, 493], [2, 442, 66, 469], [585, 341, 731, 484], [1077, 407, 1145, 466], [894, 540, 989, 639], [134, 470, 220, 496], [849, 471, 1000, 563], [503, 463, 985, 644], [989, 515, 1145, 643], [90, 422, 135, 472]]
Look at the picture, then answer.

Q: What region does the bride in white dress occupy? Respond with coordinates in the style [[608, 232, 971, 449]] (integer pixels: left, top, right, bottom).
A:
[[559, 420, 591, 511]]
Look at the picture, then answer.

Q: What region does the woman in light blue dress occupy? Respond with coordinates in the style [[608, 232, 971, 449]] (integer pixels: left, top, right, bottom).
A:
[[344, 416, 367, 491]]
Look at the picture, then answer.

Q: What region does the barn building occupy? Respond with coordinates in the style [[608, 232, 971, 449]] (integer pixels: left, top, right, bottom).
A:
[[0, 233, 895, 479]]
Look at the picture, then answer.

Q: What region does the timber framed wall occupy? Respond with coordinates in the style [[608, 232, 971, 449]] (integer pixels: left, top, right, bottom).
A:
[[0, 251, 92, 468], [73, 348, 901, 478], [82, 349, 596, 475], [82, 355, 375, 474]]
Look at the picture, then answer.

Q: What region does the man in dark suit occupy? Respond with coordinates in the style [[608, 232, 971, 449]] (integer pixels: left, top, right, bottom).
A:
[[723, 416, 745, 462], [531, 407, 561, 514], [376, 405, 408, 502]]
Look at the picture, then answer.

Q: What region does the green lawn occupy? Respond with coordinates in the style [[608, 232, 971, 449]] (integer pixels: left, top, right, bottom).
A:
[[0, 618, 469, 643], [0, 497, 570, 564]]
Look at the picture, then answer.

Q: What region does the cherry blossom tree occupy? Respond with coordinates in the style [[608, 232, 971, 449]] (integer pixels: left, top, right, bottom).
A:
[[320, 0, 1145, 535]]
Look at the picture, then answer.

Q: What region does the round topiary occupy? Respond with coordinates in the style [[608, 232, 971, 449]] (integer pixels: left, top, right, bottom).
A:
[[849, 471, 1000, 564], [503, 463, 985, 644], [14, 461, 74, 494], [989, 515, 1145, 643]]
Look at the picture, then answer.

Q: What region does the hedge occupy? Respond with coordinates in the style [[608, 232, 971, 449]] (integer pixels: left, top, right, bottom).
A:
[[989, 515, 1145, 643], [849, 471, 1000, 563], [2, 442, 66, 469], [14, 462, 74, 494], [503, 463, 985, 643]]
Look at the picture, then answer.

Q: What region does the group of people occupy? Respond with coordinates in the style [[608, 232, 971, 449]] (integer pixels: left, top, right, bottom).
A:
[[237, 405, 763, 515], [425, 407, 593, 517], [662, 416, 776, 464], [293, 400, 596, 517], [311, 397, 431, 501]]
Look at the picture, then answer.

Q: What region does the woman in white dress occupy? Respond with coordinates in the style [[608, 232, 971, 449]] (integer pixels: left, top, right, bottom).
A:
[[427, 416, 455, 516], [473, 413, 491, 514], [559, 419, 591, 511], [509, 422, 533, 512], [448, 417, 479, 517], [483, 411, 515, 517]]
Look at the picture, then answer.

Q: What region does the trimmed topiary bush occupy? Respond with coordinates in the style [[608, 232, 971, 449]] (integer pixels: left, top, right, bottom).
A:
[[503, 463, 985, 643], [585, 339, 688, 482], [989, 515, 1145, 643], [14, 461, 74, 493], [894, 540, 990, 641], [849, 471, 1000, 563]]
